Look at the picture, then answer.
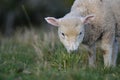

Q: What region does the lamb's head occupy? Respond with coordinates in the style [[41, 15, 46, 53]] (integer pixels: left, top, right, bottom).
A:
[[45, 14, 95, 53]]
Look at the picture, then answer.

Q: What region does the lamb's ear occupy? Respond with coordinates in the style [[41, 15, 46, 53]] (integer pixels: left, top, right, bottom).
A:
[[81, 14, 95, 24], [45, 17, 59, 27]]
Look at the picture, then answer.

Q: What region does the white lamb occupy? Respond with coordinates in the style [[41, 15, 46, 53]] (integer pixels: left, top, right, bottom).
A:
[[45, 0, 120, 67]]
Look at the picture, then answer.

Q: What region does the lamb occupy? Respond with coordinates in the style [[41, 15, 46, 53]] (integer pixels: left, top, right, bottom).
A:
[[45, 0, 120, 67]]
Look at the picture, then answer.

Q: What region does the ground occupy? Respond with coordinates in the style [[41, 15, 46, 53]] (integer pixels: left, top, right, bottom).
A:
[[0, 28, 120, 80]]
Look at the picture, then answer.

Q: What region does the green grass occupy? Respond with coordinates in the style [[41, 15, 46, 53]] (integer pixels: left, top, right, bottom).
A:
[[0, 29, 120, 80]]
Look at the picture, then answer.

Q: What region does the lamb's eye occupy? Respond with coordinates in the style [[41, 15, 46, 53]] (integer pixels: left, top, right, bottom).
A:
[[61, 33, 65, 36], [79, 32, 82, 35]]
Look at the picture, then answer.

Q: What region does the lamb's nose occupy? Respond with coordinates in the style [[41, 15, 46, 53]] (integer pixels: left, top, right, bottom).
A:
[[70, 45, 78, 51]]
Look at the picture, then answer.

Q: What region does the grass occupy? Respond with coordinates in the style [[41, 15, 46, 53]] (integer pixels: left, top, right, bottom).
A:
[[0, 28, 120, 80]]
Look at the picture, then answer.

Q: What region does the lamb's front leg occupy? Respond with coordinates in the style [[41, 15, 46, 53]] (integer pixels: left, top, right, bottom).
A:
[[84, 44, 96, 67], [88, 44, 96, 67], [102, 45, 112, 67], [101, 32, 115, 67]]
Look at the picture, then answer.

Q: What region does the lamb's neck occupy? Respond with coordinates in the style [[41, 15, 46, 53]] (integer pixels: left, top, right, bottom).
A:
[[82, 24, 103, 46]]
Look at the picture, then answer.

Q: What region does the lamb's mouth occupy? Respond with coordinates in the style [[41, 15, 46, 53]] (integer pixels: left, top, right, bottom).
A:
[[66, 47, 79, 53]]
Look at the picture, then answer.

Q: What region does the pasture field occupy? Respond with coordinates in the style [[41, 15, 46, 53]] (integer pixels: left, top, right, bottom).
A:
[[0, 28, 120, 80]]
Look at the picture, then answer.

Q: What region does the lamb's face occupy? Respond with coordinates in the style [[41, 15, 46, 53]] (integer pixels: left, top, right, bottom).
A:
[[45, 14, 94, 53], [58, 18, 85, 52]]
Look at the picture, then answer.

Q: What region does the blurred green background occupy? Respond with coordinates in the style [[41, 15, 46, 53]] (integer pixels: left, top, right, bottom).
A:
[[0, 0, 74, 36]]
